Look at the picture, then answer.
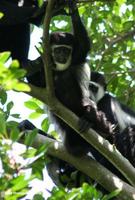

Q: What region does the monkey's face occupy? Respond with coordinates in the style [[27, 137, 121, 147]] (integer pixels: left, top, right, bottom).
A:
[[89, 81, 105, 103], [51, 45, 72, 71]]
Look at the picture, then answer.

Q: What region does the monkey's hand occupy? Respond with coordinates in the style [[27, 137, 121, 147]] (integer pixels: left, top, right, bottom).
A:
[[52, 0, 68, 16], [79, 99, 97, 132], [68, 0, 77, 15], [79, 102, 115, 138]]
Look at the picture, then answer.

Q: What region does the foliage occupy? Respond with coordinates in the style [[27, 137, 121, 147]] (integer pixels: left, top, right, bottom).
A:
[[0, 52, 30, 92], [0, 88, 48, 199], [24, 98, 45, 119], [48, 183, 120, 200], [81, 0, 135, 107]]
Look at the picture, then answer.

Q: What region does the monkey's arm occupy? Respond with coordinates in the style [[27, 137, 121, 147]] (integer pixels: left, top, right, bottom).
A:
[[70, 2, 91, 64], [23, 57, 46, 87]]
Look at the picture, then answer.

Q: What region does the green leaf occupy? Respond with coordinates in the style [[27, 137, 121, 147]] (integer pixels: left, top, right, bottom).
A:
[[36, 108, 44, 114], [0, 111, 6, 135], [49, 130, 59, 139], [13, 82, 30, 92], [24, 101, 40, 110], [123, 21, 134, 31], [0, 52, 11, 63], [102, 189, 121, 200], [10, 59, 19, 68], [24, 129, 37, 147], [0, 12, 4, 19], [6, 101, 14, 113], [37, 0, 44, 7], [33, 194, 44, 200], [10, 128, 20, 142], [0, 89, 7, 105], [116, 0, 126, 5], [11, 114, 20, 119], [41, 118, 50, 132], [29, 112, 42, 119], [36, 143, 48, 155], [11, 175, 29, 191]]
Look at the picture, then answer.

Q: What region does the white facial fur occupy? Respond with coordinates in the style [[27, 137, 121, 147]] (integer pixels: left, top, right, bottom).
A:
[[89, 81, 105, 103], [51, 45, 72, 71]]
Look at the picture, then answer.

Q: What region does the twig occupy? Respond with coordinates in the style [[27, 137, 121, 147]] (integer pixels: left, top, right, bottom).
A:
[[107, 28, 135, 48], [96, 27, 135, 70], [106, 68, 135, 76], [42, 0, 55, 99]]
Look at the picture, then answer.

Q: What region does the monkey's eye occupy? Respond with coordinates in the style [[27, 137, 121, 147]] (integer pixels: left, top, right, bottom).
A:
[[54, 47, 71, 56], [89, 84, 98, 93]]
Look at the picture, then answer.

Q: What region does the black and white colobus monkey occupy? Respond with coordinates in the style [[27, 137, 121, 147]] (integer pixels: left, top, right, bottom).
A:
[[90, 72, 135, 134], [90, 71, 135, 166], [48, 2, 91, 156], [26, 2, 114, 156]]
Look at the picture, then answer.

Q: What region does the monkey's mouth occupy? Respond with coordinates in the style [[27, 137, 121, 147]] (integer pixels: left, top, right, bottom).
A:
[[55, 57, 68, 64]]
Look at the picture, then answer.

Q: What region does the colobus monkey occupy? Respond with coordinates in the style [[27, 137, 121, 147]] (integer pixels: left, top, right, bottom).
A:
[[90, 71, 135, 166], [26, 2, 114, 156], [90, 72, 135, 134], [48, 2, 91, 156]]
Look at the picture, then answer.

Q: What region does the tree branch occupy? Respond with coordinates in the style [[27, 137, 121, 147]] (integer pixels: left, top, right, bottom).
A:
[[106, 68, 135, 76], [28, 133, 135, 200], [42, 0, 55, 99], [107, 27, 135, 48], [96, 27, 135, 70], [26, 82, 135, 186]]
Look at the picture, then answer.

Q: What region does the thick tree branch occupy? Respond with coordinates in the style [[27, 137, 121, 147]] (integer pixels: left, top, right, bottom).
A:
[[29, 133, 135, 200], [48, 103, 135, 186], [25, 83, 135, 186]]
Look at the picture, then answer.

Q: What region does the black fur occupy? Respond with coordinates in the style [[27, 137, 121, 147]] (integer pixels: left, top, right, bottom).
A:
[[50, 5, 91, 156], [0, 0, 45, 64], [91, 72, 135, 135], [90, 72, 135, 167]]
